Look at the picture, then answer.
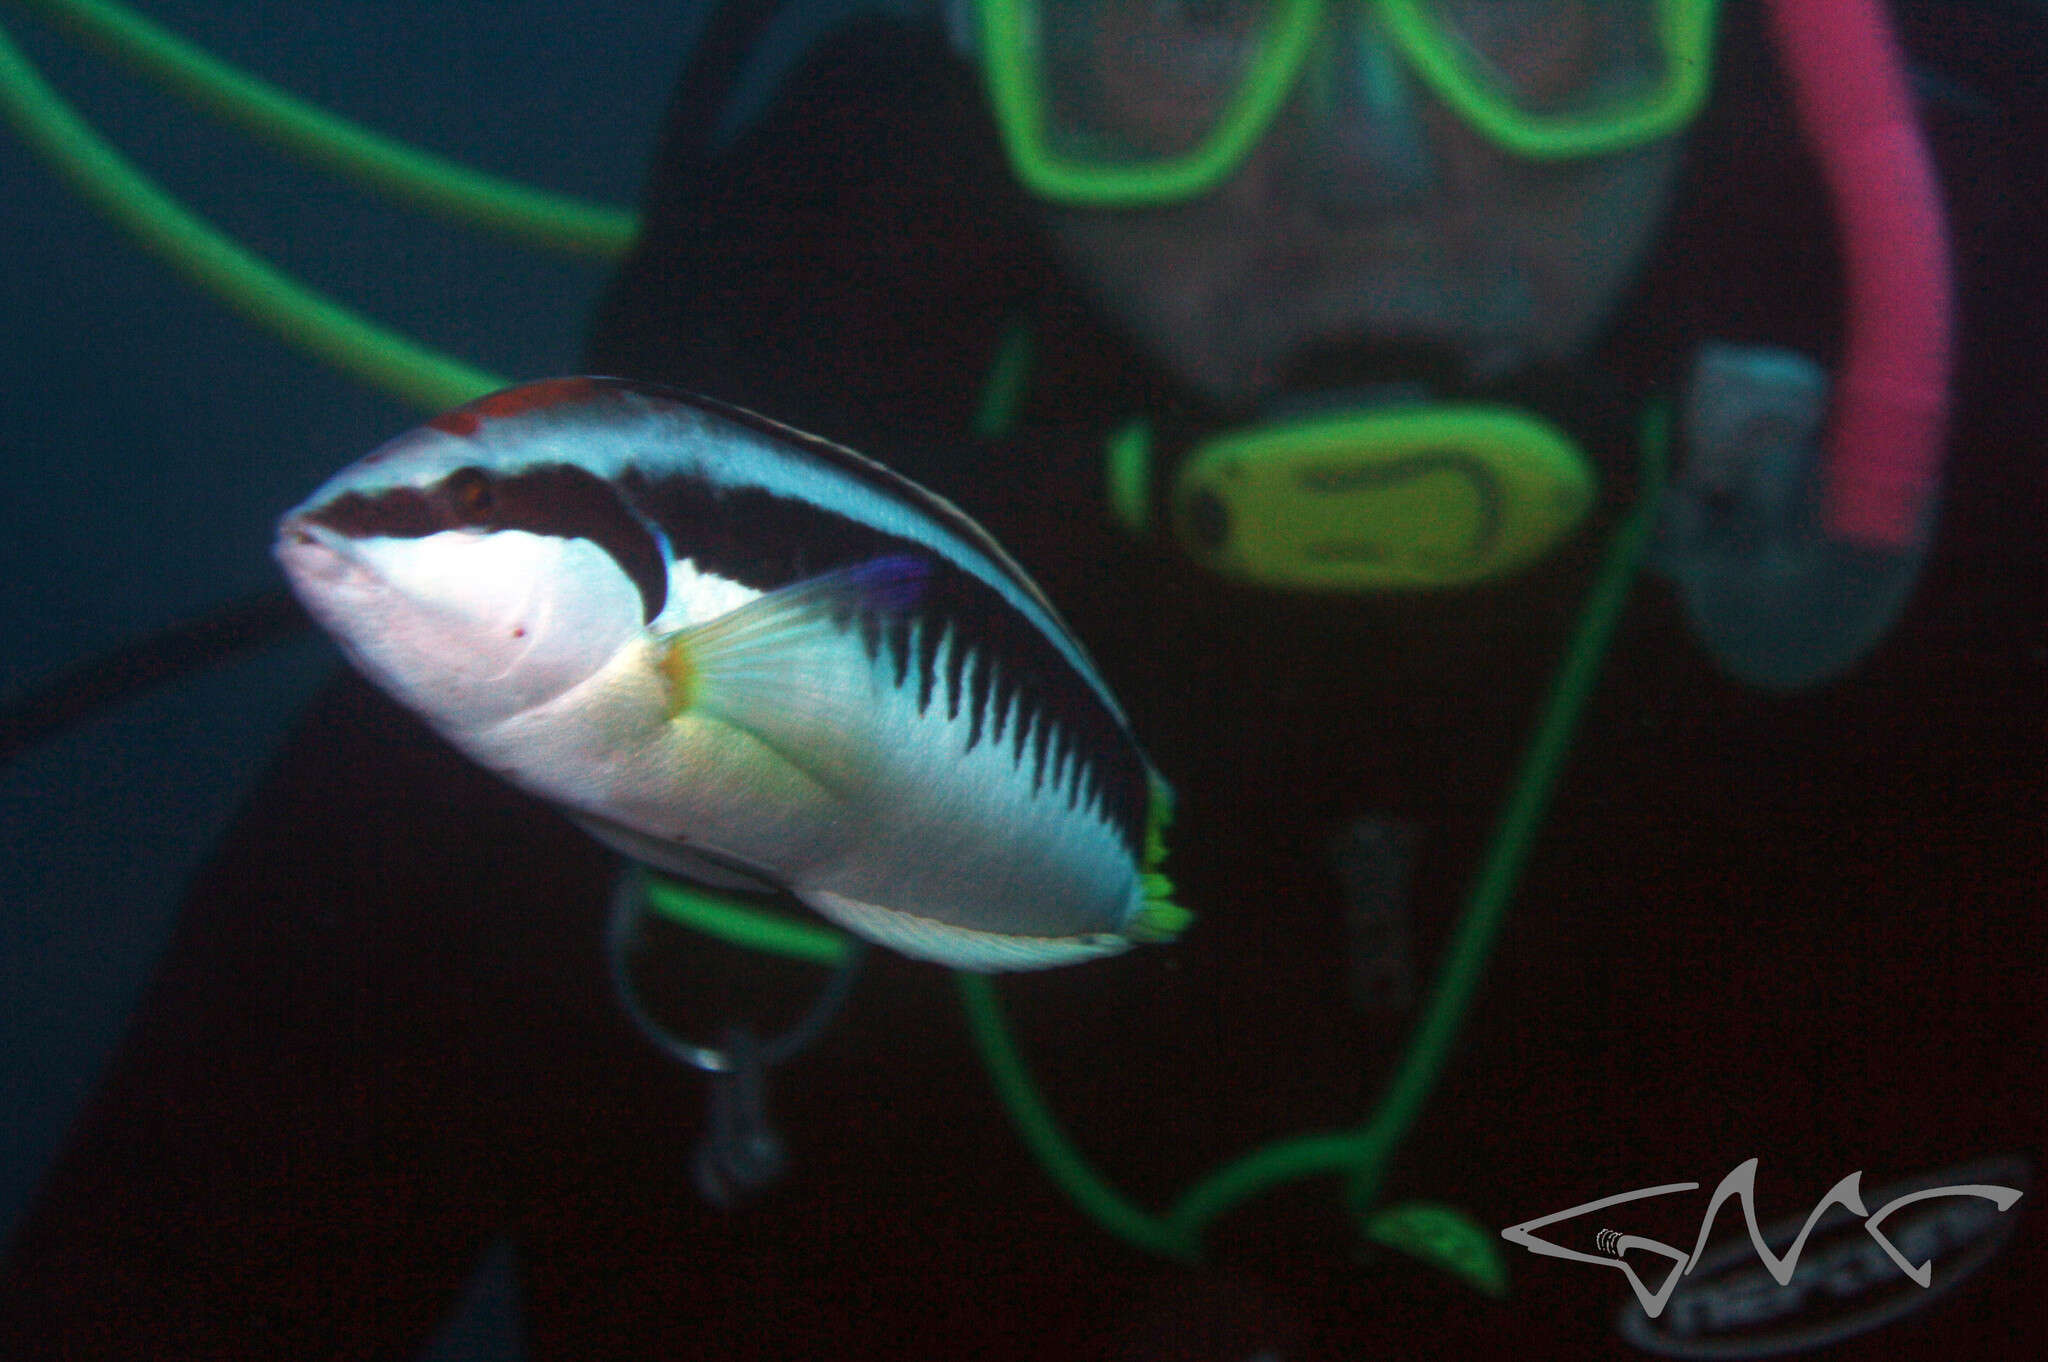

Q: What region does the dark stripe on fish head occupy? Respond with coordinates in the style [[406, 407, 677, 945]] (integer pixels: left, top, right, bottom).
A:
[[300, 463, 671, 624]]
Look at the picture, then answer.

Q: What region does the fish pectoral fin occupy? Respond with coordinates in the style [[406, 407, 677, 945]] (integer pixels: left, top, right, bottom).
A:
[[658, 556, 928, 793]]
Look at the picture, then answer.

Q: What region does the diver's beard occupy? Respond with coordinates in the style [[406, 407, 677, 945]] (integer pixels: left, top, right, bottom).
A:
[[1184, 234, 1545, 409], [1157, 294, 1543, 415], [1261, 338, 1474, 410], [1041, 205, 1545, 413], [1273, 336, 1626, 421]]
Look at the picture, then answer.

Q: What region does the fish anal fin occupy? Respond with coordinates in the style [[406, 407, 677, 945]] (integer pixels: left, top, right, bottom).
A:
[[800, 887, 1132, 972]]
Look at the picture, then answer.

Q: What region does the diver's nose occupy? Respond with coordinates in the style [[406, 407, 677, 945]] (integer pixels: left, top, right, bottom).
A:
[[1274, 16, 1437, 219]]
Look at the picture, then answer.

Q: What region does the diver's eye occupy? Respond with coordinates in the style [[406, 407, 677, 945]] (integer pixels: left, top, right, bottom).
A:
[[441, 466, 496, 524]]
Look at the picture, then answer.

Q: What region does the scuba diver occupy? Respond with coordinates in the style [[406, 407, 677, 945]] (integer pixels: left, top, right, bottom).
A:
[[2, 0, 2042, 1358]]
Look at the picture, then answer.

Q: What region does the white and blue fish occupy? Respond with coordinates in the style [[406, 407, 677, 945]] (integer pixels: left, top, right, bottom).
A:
[[275, 377, 1185, 970]]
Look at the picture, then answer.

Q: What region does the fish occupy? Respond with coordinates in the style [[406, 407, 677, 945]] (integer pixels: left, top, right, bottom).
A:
[[275, 377, 1186, 971]]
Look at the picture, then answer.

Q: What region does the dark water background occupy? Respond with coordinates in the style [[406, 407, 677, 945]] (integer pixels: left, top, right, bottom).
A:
[[1, 3, 702, 1356]]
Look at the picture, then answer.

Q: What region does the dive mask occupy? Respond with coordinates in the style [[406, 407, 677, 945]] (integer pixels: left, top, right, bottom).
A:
[[960, 0, 1720, 205]]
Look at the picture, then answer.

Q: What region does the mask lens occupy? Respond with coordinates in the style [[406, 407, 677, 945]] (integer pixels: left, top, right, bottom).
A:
[[982, 0, 1323, 200], [1040, 0, 1285, 164], [1428, 0, 1670, 119]]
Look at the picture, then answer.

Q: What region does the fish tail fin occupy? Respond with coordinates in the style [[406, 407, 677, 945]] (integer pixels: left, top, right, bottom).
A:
[[1129, 770, 1191, 943]]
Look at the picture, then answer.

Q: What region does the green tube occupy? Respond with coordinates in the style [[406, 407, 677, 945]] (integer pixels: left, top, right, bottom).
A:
[[1337, 403, 1670, 1213], [0, 12, 504, 410], [8, 0, 636, 258], [954, 972, 1199, 1262], [640, 874, 852, 970]]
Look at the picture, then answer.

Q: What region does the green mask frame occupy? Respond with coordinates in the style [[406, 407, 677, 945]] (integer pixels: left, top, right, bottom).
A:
[[975, 0, 1720, 206]]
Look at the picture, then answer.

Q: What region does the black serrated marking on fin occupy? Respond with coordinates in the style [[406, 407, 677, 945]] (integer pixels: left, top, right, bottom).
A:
[[913, 615, 944, 715], [963, 651, 989, 752], [944, 636, 971, 724], [1027, 708, 1051, 795]]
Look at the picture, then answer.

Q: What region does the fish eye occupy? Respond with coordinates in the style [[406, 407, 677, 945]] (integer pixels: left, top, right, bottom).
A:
[[441, 466, 496, 524]]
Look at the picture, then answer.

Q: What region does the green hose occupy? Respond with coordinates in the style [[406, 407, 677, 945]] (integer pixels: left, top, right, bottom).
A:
[[7, 0, 636, 257], [0, 0, 654, 409], [0, 11, 503, 409]]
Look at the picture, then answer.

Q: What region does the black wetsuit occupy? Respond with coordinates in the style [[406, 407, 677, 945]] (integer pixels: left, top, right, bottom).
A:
[[4, 13, 2043, 1360]]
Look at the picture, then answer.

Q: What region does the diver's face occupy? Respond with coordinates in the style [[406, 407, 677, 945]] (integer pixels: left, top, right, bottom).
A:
[[1041, 25, 1684, 409]]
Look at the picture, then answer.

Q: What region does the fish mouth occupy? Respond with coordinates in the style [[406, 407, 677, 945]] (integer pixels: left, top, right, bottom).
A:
[[272, 516, 404, 689], [274, 516, 384, 607]]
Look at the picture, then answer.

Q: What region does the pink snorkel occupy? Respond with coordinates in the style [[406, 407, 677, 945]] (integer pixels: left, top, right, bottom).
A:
[[1765, 0, 1954, 550]]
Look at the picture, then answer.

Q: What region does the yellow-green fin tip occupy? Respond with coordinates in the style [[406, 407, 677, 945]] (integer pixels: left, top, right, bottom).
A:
[[1130, 771, 1189, 943]]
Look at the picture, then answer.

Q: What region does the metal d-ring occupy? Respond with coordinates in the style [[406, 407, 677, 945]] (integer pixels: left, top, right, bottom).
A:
[[606, 870, 865, 1204]]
